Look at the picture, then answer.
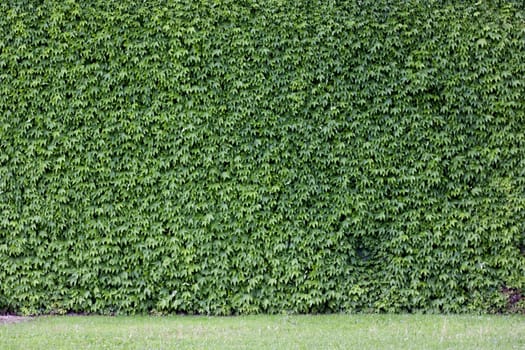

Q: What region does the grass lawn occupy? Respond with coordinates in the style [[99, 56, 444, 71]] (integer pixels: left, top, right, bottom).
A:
[[0, 314, 523, 349]]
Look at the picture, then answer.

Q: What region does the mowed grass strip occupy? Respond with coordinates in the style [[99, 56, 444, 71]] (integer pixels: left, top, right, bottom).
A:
[[0, 314, 523, 349]]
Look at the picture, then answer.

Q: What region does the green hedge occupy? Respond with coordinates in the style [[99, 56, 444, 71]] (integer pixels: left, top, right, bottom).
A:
[[1, 0, 524, 315]]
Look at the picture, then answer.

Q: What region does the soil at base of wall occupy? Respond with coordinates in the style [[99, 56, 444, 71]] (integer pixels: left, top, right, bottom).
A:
[[0, 316, 31, 325]]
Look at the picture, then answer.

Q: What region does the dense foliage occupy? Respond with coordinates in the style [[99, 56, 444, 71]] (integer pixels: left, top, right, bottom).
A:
[[1, 0, 524, 315]]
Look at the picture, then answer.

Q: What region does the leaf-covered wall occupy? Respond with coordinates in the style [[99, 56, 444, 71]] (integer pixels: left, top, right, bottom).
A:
[[1, 0, 524, 314]]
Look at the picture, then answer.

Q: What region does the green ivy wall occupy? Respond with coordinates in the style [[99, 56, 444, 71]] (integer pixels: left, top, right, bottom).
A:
[[1, 0, 524, 315]]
